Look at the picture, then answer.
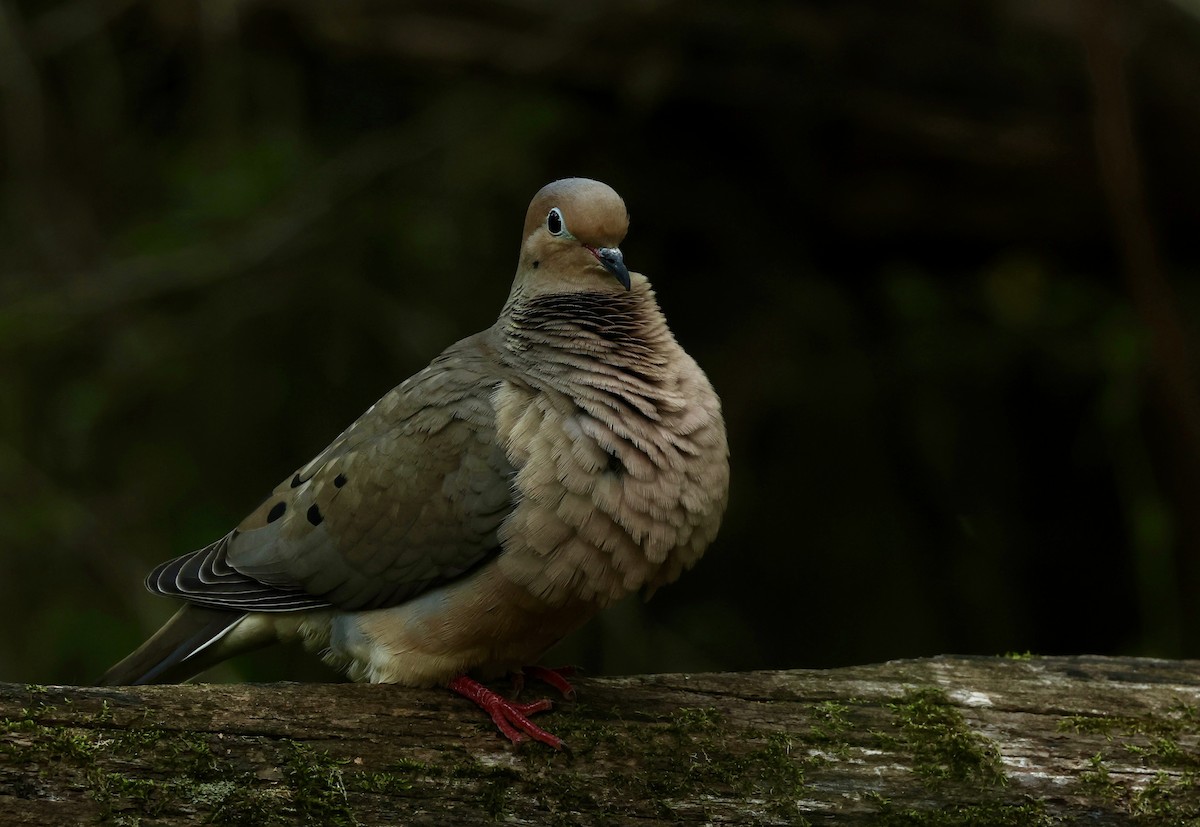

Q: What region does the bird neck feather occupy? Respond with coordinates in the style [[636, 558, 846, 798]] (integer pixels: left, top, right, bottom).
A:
[[498, 288, 676, 410]]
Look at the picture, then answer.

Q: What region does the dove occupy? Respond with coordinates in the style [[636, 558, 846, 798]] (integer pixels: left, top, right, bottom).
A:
[[100, 177, 730, 748]]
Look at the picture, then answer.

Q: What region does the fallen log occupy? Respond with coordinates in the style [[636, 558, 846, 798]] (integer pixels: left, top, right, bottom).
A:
[[2, 655, 1199, 825]]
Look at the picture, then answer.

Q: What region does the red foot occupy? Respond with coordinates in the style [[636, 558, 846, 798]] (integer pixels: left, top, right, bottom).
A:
[[448, 675, 564, 749], [522, 665, 578, 700]]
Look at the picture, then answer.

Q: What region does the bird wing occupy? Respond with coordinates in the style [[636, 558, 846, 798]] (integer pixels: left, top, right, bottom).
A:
[[147, 331, 515, 612]]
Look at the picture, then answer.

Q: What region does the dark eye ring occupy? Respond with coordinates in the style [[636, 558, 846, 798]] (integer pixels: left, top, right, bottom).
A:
[[547, 208, 564, 236]]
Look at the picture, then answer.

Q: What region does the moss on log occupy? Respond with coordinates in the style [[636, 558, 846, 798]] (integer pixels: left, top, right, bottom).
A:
[[2, 655, 1200, 824]]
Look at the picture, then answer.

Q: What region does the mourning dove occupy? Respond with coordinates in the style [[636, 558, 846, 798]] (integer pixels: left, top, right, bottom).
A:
[[100, 178, 730, 748]]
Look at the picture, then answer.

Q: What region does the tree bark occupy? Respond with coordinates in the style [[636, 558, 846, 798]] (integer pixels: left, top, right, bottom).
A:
[[3, 655, 1200, 824]]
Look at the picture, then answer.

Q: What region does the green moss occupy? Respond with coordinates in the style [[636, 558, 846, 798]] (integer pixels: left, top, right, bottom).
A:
[[1060, 714, 1147, 738], [442, 757, 525, 820], [203, 781, 284, 827], [860, 691, 1055, 827], [0, 716, 98, 765], [500, 701, 820, 824], [669, 706, 722, 733], [811, 700, 851, 737], [1079, 753, 1118, 801], [669, 725, 798, 794], [1, 694, 374, 826], [90, 771, 167, 818], [880, 687, 1006, 787], [1002, 651, 1033, 661], [1058, 704, 1200, 823], [750, 731, 808, 802], [807, 699, 853, 759], [282, 742, 357, 826], [542, 703, 623, 753], [1058, 703, 1198, 741], [386, 756, 434, 775], [1127, 737, 1200, 770], [658, 715, 810, 819], [185, 779, 240, 807], [347, 772, 410, 795], [871, 798, 1053, 826], [1129, 769, 1200, 823]]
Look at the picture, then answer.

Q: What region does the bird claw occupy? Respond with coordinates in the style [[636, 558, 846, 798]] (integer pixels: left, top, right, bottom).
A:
[[521, 665, 578, 700], [449, 675, 564, 749]]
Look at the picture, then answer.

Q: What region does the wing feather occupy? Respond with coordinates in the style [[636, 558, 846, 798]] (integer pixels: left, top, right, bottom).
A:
[[147, 333, 515, 614]]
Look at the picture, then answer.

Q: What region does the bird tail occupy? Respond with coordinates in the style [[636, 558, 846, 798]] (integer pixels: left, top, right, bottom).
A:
[[98, 604, 266, 685]]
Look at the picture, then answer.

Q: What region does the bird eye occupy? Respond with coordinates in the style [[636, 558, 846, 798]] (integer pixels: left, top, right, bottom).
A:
[[547, 208, 564, 236]]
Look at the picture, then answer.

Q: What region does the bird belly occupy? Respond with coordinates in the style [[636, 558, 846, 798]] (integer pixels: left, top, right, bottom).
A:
[[293, 564, 599, 687]]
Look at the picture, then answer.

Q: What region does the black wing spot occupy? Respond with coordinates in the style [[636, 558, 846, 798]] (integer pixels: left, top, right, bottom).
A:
[[267, 502, 286, 523], [290, 473, 303, 488], [307, 504, 324, 526], [532, 260, 540, 269], [334, 473, 348, 488]]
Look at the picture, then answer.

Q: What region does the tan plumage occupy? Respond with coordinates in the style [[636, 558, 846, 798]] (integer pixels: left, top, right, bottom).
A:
[[101, 178, 730, 744]]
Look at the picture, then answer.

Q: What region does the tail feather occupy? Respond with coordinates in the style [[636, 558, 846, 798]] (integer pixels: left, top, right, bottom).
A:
[[98, 605, 257, 685]]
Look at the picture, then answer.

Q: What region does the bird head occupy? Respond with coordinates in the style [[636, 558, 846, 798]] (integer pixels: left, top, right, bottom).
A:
[[514, 178, 632, 295]]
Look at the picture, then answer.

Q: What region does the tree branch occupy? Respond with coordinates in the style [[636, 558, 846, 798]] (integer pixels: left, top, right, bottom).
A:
[[3, 655, 1199, 824]]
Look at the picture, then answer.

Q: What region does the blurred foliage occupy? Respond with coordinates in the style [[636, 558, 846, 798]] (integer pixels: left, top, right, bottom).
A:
[[2, 0, 1200, 685]]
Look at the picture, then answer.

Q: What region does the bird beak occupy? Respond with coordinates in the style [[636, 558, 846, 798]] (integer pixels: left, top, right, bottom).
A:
[[588, 246, 630, 290]]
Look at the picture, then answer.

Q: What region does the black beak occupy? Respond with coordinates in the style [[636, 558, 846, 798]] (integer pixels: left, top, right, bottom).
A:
[[595, 246, 630, 290]]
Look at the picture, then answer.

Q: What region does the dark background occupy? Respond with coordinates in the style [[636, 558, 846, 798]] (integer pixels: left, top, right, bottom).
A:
[[3, 0, 1200, 685]]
